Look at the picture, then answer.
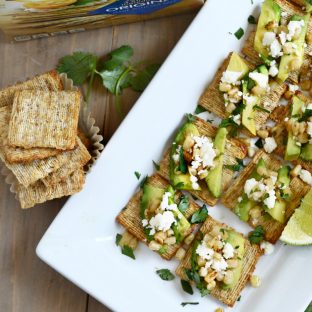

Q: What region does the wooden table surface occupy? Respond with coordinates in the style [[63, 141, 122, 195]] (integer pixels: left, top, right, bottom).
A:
[[0, 13, 196, 312]]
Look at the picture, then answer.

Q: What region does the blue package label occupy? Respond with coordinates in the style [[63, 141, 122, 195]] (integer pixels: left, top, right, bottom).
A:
[[89, 0, 181, 15]]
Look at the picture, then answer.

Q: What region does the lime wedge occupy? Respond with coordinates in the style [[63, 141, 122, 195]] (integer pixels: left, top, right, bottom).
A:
[[280, 189, 312, 246]]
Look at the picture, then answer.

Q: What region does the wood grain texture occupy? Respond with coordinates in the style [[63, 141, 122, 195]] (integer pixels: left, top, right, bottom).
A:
[[0, 13, 195, 312]]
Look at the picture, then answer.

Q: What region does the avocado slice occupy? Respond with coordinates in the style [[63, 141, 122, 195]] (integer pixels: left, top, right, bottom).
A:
[[205, 128, 227, 198], [250, 158, 267, 181], [277, 165, 291, 186], [301, 143, 312, 161], [235, 194, 255, 222], [225, 52, 250, 79], [266, 200, 286, 223], [241, 66, 268, 135], [169, 122, 200, 190], [277, 14, 309, 83], [140, 183, 165, 220], [222, 230, 245, 290], [254, 0, 281, 57], [285, 96, 305, 161]]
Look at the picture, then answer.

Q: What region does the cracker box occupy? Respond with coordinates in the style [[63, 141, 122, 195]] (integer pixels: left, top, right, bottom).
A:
[[0, 0, 203, 42]]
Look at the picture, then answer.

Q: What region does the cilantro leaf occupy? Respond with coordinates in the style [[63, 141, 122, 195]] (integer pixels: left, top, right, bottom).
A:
[[57, 51, 98, 85], [255, 138, 263, 148], [234, 27, 245, 39], [191, 205, 208, 224], [134, 171, 141, 180], [248, 15, 257, 24], [156, 269, 175, 281], [186, 113, 196, 122], [181, 302, 199, 307], [153, 160, 160, 171], [248, 225, 265, 244], [102, 45, 133, 70], [158, 245, 168, 255], [194, 105, 206, 114], [181, 279, 193, 295], [140, 175, 148, 189], [178, 195, 189, 214], [115, 233, 122, 246], [174, 182, 185, 189], [121, 245, 135, 259], [129, 64, 160, 92]]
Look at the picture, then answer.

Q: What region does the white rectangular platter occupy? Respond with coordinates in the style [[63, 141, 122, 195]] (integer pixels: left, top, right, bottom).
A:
[[37, 1, 312, 311]]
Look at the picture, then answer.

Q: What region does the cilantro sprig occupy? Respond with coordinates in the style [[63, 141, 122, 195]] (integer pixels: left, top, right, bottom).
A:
[[248, 226, 265, 244], [156, 269, 175, 281], [57, 46, 159, 114]]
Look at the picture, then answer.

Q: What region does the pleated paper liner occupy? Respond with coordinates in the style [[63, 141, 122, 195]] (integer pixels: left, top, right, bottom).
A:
[[0, 71, 104, 199]]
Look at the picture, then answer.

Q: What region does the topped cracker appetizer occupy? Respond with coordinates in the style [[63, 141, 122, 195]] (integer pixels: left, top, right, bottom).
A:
[[199, 52, 286, 136], [242, 0, 311, 83], [176, 216, 262, 307], [222, 150, 311, 243], [158, 116, 247, 206], [117, 174, 202, 260]]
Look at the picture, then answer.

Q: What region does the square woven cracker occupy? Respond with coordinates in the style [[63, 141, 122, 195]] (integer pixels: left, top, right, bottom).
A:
[[0, 109, 89, 187], [8, 90, 81, 150], [0, 70, 63, 108], [158, 117, 247, 206], [221, 150, 311, 243], [176, 216, 262, 307], [116, 174, 200, 260], [0, 105, 64, 163], [42, 139, 91, 187], [17, 169, 85, 209], [198, 53, 287, 135], [241, 0, 312, 83]]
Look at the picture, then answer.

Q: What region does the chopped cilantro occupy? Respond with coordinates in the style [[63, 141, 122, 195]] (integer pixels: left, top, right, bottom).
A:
[[194, 105, 206, 114], [121, 245, 136, 260], [248, 226, 265, 244], [181, 302, 199, 307], [115, 233, 122, 246], [156, 269, 175, 281], [248, 15, 257, 24], [140, 175, 148, 189], [234, 27, 245, 40], [153, 160, 160, 171], [255, 138, 263, 149], [178, 195, 189, 214], [253, 105, 270, 113], [181, 279, 193, 295], [134, 171, 141, 180], [190, 205, 208, 224]]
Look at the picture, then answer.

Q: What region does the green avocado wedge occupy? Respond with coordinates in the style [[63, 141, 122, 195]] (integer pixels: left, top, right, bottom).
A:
[[235, 194, 255, 222], [301, 143, 312, 161], [221, 230, 245, 290], [285, 96, 305, 161], [206, 127, 227, 198], [224, 52, 250, 79], [277, 14, 309, 83], [169, 122, 199, 190], [254, 0, 281, 57]]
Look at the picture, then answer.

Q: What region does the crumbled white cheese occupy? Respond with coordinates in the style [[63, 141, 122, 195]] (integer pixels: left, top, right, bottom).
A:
[[190, 174, 200, 190], [221, 71, 243, 84], [193, 136, 216, 168], [196, 241, 214, 260], [211, 258, 228, 273], [160, 192, 171, 210], [284, 117, 289, 122], [288, 84, 299, 93], [270, 39, 283, 58], [238, 196, 243, 203], [263, 189, 276, 209], [223, 243, 234, 259], [260, 241, 275, 255], [279, 31, 287, 45], [269, 62, 279, 77], [299, 169, 312, 186], [262, 31, 276, 46], [249, 72, 269, 89], [142, 219, 148, 227], [244, 178, 258, 196], [149, 211, 177, 233], [233, 114, 241, 125], [307, 104, 312, 110], [172, 153, 179, 163], [243, 94, 257, 106], [287, 20, 304, 41], [281, 11, 287, 17], [263, 137, 277, 153]]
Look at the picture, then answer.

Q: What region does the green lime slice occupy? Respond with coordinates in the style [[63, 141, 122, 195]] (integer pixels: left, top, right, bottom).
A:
[[280, 189, 312, 246]]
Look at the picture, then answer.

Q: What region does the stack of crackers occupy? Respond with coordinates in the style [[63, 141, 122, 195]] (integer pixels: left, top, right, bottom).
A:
[[0, 71, 91, 209]]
